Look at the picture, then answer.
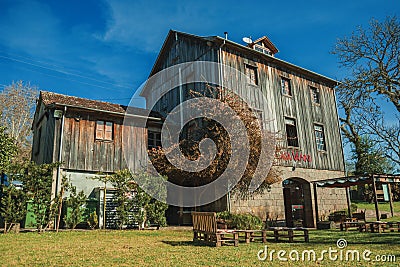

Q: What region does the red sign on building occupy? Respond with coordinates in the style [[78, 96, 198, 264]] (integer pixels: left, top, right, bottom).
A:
[[277, 150, 312, 163]]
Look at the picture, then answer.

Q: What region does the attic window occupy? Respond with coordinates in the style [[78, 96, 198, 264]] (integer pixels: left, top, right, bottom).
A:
[[254, 44, 272, 55], [96, 121, 113, 141]]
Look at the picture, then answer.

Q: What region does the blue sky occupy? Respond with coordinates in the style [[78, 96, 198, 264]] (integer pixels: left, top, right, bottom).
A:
[[0, 0, 398, 108]]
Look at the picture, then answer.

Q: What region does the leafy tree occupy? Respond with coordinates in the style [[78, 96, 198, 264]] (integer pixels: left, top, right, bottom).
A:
[[0, 126, 18, 173], [333, 16, 400, 165], [0, 185, 27, 232], [64, 182, 87, 229], [351, 136, 394, 175], [13, 161, 60, 232], [0, 81, 37, 162], [108, 169, 137, 229], [108, 170, 168, 229], [347, 136, 394, 202], [132, 172, 168, 228]]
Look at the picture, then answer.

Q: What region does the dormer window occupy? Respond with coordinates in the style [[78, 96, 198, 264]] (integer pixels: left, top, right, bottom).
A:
[[248, 36, 279, 57], [254, 44, 272, 56]]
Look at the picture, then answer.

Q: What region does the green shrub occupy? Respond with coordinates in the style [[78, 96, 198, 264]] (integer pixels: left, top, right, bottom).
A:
[[64, 184, 87, 229], [350, 203, 358, 213], [146, 201, 168, 227], [216, 211, 263, 230], [87, 211, 98, 229]]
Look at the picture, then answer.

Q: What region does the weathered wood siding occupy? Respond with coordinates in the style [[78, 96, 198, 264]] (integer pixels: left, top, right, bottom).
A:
[[60, 111, 147, 173], [147, 34, 344, 172], [146, 34, 218, 112], [221, 46, 344, 171]]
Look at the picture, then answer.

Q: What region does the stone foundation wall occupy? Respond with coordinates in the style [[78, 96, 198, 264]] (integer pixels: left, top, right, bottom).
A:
[[229, 166, 347, 226]]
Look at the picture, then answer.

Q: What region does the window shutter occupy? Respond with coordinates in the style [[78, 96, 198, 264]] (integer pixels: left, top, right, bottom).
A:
[[96, 121, 104, 139], [105, 122, 113, 140]]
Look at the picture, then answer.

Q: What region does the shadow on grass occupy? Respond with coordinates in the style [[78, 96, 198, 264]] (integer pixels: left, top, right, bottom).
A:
[[163, 230, 400, 248], [308, 230, 400, 245], [162, 240, 215, 247]]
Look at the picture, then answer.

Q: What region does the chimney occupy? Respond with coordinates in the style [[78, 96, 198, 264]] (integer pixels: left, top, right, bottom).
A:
[[224, 32, 228, 40]]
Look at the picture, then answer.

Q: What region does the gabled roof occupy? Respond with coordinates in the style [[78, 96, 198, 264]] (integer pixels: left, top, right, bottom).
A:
[[39, 91, 161, 119], [250, 36, 279, 55], [146, 30, 338, 94], [41, 91, 127, 114]]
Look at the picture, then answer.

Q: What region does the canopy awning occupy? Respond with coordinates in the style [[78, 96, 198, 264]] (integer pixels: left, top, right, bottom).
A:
[[312, 174, 400, 221], [314, 174, 400, 188]]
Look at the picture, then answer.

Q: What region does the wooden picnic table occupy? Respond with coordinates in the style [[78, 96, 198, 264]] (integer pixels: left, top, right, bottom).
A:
[[268, 227, 309, 242], [368, 221, 388, 233], [386, 221, 400, 232], [235, 229, 267, 243], [340, 221, 366, 231]]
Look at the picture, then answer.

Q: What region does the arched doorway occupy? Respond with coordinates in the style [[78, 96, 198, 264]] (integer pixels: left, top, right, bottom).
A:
[[283, 178, 314, 228]]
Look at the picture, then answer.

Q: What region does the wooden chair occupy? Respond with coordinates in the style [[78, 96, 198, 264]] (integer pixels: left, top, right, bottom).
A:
[[192, 212, 238, 247]]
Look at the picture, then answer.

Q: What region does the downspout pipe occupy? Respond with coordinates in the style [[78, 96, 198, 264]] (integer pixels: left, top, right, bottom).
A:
[[55, 106, 66, 198]]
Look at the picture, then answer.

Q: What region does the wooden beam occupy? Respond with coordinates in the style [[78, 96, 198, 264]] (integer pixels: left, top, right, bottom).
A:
[[313, 183, 319, 222], [388, 183, 394, 217], [346, 187, 352, 218], [371, 175, 380, 221]]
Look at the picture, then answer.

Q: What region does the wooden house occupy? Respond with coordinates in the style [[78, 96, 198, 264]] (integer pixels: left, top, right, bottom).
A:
[[141, 30, 348, 227], [31, 91, 161, 228]]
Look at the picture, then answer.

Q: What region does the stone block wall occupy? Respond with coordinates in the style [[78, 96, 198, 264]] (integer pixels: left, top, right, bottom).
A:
[[229, 166, 347, 226]]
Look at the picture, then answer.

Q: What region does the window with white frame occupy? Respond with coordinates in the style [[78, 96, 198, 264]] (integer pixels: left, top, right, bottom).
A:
[[281, 77, 292, 96], [310, 86, 320, 104], [314, 124, 326, 151]]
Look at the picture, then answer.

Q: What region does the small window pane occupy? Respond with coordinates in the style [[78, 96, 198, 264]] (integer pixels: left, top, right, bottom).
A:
[[311, 86, 320, 104], [285, 117, 298, 147], [281, 77, 292, 96], [314, 124, 326, 151], [148, 131, 161, 149], [104, 122, 113, 140], [96, 121, 104, 139], [245, 65, 258, 85]]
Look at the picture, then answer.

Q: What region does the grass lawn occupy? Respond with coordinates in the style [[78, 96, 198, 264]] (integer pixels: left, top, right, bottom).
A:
[[0, 229, 399, 266], [353, 201, 400, 214]]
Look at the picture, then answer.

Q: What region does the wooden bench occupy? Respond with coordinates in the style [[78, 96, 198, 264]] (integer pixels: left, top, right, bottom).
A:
[[340, 212, 366, 231], [368, 221, 388, 233], [386, 222, 400, 232], [269, 227, 309, 242], [340, 221, 366, 231], [235, 229, 267, 243], [191, 212, 238, 247]]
